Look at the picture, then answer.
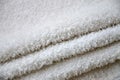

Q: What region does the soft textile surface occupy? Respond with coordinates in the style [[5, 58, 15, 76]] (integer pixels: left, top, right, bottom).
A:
[[0, 0, 120, 80], [69, 61, 120, 80]]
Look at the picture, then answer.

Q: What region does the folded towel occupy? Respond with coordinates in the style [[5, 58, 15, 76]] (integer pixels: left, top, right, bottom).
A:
[[0, 0, 120, 63], [0, 0, 120, 80], [1, 25, 120, 79], [70, 61, 120, 80], [10, 41, 120, 80]]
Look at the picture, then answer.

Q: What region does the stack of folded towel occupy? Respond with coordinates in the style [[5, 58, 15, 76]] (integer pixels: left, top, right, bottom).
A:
[[0, 0, 120, 80]]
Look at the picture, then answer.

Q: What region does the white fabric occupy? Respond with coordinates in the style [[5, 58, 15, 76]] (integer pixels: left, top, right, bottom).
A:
[[0, 0, 120, 80]]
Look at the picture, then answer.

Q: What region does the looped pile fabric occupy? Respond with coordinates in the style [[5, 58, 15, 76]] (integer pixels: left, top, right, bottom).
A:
[[0, 0, 120, 80]]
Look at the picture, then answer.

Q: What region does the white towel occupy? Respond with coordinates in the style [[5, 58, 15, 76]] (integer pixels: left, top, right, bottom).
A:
[[0, 0, 120, 80]]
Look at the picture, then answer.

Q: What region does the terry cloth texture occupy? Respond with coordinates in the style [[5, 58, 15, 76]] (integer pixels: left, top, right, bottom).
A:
[[0, 0, 120, 80]]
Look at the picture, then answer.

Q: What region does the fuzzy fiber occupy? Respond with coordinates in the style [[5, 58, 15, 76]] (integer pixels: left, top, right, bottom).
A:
[[0, 0, 120, 80]]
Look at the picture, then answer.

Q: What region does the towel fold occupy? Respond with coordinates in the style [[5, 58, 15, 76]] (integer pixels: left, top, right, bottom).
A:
[[14, 41, 120, 80], [0, 0, 120, 80], [70, 61, 120, 80], [0, 26, 120, 79], [0, 0, 120, 63]]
